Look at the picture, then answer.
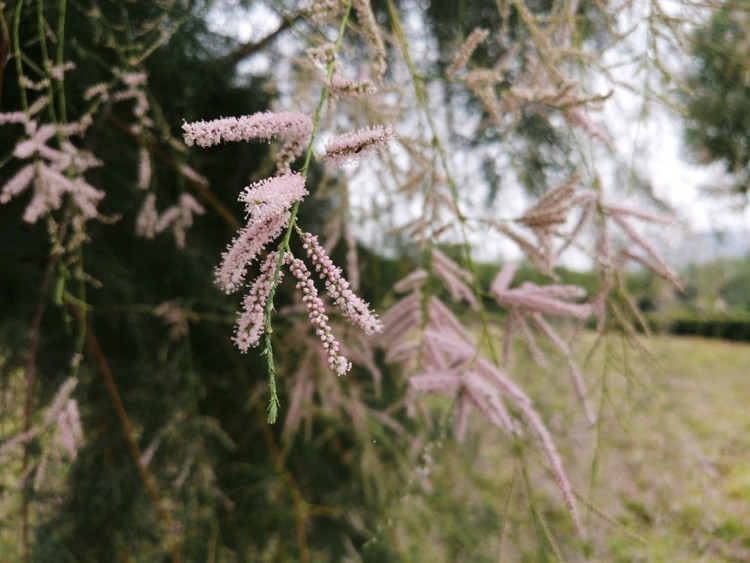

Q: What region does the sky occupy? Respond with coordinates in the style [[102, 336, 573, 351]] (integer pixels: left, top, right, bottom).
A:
[[208, 1, 749, 268]]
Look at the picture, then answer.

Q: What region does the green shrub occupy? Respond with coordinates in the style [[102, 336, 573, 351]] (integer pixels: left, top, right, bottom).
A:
[[648, 313, 750, 342]]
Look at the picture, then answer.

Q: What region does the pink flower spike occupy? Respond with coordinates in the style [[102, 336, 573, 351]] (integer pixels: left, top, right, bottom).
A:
[[378, 293, 422, 348], [408, 372, 462, 396], [215, 212, 290, 294], [393, 268, 428, 293], [431, 248, 479, 309], [490, 263, 518, 295], [0, 111, 29, 126], [495, 288, 593, 320], [239, 172, 308, 220], [182, 111, 313, 148], [0, 164, 35, 204], [233, 252, 282, 352], [285, 254, 351, 376], [300, 231, 382, 335], [135, 194, 159, 239], [323, 124, 396, 167], [607, 204, 671, 224]]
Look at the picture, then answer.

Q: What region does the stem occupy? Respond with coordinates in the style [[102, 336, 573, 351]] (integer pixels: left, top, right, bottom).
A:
[[56, 0, 67, 123], [13, 0, 29, 111], [36, 0, 58, 125], [260, 0, 353, 422]]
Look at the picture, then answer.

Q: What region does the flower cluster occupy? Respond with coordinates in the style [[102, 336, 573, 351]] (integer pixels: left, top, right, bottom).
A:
[[431, 248, 479, 310], [183, 110, 384, 377], [491, 263, 596, 423], [446, 28, 489, 79], [0, 114, 104, 226], [300, 231, 382, 335], [239, 173, 308, 221], [286, 254, 352, 376], [378, 271, 583, 533], [135, 193, 205, 248], [491, 264, 593, 320], [182, 111, 313, 148], [233, 252, 283, 352], [215, 212, 291, 294], [328, 75, 376, 98], [323, 124, 395, 167]]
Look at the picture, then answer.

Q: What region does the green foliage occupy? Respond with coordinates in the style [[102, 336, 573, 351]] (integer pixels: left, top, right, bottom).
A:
[[684, 8, 750, 195]]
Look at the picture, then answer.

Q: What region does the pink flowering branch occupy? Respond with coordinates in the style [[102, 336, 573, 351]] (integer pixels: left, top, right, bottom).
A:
[[431, 248, 479, 310], [182, 111, 313, 148], [285, 254, 352, 376], [323, 124, 396, 167], [234, 252, 283, 352], [0, 116, 104, 225], [214, 212, 291, 294], [182, 1, 392, 422], [299, 231, 382, 334]]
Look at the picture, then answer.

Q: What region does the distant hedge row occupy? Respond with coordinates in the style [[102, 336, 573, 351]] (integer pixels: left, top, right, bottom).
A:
[[647, 313, 750, 342]]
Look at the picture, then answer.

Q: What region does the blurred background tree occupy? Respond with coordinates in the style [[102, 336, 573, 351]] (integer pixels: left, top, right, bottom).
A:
[[683, 7, 750, 197]]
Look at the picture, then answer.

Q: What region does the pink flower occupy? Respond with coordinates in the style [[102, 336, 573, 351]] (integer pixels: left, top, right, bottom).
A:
[[0, 164, 35, 204], [234, 252, 282, 352], [491, 271, 593, 320], [285, 254, 351, 376], [182, 111, 313, 148], [0, 111, 30, 125], [215, 212, 290, 294], [135, 194, 159, 238], [393, 268, 428, 293], [323, 124, 395, 167], [136, 193, 205, 248], [169, 194, 206, 248], [137, 147, 151, 190], [300, 231, 382, 334], [378, 292, 422, 349], [408, 372, 463, 395], [20, 163, 103, 224], [431, 249, 479, 309], [239, 172, 308, 220]]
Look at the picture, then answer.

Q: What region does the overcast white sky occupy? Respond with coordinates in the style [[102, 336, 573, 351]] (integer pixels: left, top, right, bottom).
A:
[[209, 1, 749, 267]]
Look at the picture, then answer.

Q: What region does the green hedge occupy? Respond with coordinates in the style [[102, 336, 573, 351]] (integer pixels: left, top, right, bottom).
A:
[[647, 313, 750, 342]]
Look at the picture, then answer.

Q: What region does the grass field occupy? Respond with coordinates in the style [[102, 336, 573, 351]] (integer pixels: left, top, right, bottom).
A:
[[375, 333, 750, 561], [586, 334, 750, 561]]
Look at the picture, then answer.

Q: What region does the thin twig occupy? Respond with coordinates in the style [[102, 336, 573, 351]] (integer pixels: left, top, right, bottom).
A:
[[83, 319, 183, 563]]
